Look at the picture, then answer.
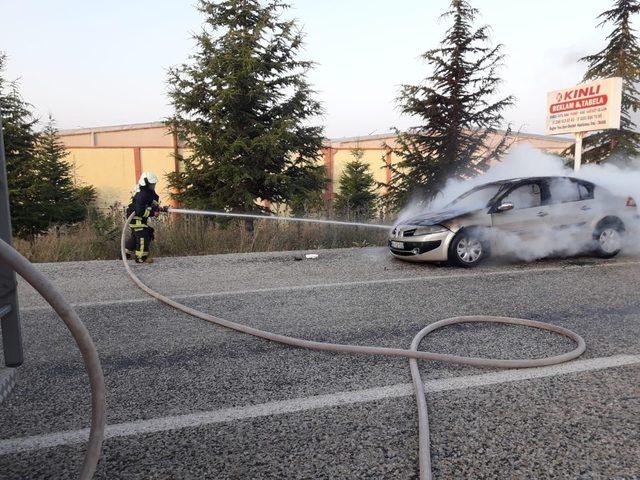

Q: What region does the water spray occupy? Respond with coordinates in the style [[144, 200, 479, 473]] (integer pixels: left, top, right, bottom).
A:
[[122, 209, 586, 480], [168, 207, 392, 230]]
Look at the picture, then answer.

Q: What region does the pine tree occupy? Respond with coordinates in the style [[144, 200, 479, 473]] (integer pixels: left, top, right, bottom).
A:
[[286, 163, 327, 217], [334, 148, 378, 219], [0, 52, 43, 237], [386, 0, 514, 210], [167, 0, 327, 219], [1, 54, 94, 237], [565, 0, 640, 163], [35, 116, 95, 228]]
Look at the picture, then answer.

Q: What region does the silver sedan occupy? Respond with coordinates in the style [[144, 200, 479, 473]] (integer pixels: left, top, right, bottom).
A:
[[389, 176, 638, 267]]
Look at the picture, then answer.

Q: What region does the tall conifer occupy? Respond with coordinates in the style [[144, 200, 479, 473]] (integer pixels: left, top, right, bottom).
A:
[[1, 54, 93, 237], [334, 148, 378, 219], [167, 0, 326, 217], [565, 0, 640, 163], [387, 0, 514, 209], [35, 116, 95, 228]]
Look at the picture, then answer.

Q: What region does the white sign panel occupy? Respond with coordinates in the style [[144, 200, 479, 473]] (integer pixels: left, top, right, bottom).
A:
[[546, 77, 623, 135]]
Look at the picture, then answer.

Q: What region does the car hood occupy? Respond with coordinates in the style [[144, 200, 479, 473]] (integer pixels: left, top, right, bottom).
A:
[[401, 208, 481, 226]]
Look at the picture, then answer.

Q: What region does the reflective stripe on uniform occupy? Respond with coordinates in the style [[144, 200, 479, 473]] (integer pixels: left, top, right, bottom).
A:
[[136, 238, 146, 259], [129, 217, 148, 230]]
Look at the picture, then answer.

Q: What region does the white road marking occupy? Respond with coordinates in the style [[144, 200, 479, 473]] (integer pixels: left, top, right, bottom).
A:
[[19, 259, 640, 312], [1, 353, 638, 455]]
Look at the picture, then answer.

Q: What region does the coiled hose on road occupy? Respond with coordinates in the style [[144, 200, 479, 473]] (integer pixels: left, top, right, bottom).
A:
[[122, 210, 586, 480], [0, 239, 105, 480]]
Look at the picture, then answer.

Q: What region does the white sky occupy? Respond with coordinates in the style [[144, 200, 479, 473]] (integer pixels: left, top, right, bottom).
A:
[[0, 0, 626, 138]]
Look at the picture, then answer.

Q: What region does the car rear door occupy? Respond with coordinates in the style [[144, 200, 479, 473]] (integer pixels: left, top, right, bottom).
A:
[[544, 178, 593, 235]]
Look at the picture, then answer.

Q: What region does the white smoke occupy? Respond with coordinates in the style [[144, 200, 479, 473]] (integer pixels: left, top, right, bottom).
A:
[[396, 144, 640, 262], [429, 144, 640, 210]]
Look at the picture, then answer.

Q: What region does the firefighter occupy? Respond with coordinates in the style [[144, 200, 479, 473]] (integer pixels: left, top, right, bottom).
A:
[[125, 172, 168, 263]]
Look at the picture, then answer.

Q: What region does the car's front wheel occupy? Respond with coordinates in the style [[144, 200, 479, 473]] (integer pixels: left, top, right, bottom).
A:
[[448, 230, 487, 267], [593, 219, 624, 258]]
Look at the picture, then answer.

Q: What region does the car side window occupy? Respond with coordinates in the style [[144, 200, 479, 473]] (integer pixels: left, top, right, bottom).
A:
[[502, 183, 541, 210], [578, 182, 594, 200], [546, 178, 581, 204]]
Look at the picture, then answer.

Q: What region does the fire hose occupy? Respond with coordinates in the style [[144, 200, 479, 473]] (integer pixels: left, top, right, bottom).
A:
[[0, 239, 105, 480], [122, 209, 586, 480]]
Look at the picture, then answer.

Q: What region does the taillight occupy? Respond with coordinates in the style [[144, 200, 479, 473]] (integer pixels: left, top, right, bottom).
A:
[[626, 197, 637, 207]]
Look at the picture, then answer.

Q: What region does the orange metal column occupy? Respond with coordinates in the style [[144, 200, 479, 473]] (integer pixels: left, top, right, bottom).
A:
[[170, 132, 180, 208], [172, 131, 180, 174], [385, 149, 392, 188], [133, 147, 142, 183]]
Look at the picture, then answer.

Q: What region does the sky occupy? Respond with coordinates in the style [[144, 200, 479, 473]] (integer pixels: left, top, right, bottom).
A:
[[0, 0, 626, 138]]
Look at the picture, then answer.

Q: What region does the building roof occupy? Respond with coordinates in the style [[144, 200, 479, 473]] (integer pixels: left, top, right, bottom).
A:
[[58, 121, 167, 136], [58, 122, 572, 143]]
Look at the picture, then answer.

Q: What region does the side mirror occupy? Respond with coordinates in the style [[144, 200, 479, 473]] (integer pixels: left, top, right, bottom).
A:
[[496, 202, 514, 213]]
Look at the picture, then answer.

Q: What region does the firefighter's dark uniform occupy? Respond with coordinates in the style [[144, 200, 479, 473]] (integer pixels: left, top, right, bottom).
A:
[[125, 186, 160, 263]]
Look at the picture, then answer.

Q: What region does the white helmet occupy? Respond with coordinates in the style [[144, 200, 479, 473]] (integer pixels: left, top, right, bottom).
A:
[[138, 172, 158, 188]]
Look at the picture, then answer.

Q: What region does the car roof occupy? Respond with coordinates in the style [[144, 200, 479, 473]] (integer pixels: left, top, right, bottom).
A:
[[473, 176, 594, 188]]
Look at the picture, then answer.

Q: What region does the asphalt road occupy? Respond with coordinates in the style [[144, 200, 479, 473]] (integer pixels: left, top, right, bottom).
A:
[[1, 247, 640, 479]]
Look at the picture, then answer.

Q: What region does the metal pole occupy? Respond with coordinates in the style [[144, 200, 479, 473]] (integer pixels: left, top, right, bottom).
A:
[[574, 131, 584, 172], [0, 115, 23, 367]]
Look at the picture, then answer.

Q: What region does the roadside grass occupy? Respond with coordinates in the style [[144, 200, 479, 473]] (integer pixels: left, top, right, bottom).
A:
[[13, 211, 389, 263]]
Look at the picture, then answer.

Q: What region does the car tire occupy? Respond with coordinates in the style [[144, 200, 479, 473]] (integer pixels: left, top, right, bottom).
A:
[[448, 229, 487, 267], [593, 218, 624, 258]]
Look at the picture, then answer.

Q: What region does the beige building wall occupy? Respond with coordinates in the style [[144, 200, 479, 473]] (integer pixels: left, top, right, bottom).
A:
[[139, 148, 177, 203], [332, 149, 390, 193], [60, 122, 183, 207], [59, 122, 573, 208], [67, 148, 137, 206], [324, 131, 572, 198], [61, 122, 177, 148]]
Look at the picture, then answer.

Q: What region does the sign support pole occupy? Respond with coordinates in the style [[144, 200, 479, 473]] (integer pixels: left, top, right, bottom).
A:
[[574, 131, 584, 172]]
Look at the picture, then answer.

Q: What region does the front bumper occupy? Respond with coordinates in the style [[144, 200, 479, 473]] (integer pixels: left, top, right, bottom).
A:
[[388, 229, 455, 262]]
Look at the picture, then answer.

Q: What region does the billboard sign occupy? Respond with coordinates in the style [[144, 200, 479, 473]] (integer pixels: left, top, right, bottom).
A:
[[546, 77, 623, 135]]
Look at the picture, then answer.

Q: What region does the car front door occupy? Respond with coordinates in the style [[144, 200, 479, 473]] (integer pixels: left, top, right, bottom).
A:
[[490, 180, 551, 239]]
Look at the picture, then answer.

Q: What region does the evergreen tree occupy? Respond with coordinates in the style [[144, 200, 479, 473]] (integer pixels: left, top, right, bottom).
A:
[[1, 54, 94, 237], [564, 0, 640, 163], [334, 148, 378, 219], [286, 163, 327, 217], [0, 53, 43, 237], [386, 0, 514, 210], [35, 116, 95, 228], [167, 0, 327, 219]]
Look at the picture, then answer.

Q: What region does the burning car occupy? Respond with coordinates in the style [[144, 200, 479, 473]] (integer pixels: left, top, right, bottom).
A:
[[389, 176, 638, 266]]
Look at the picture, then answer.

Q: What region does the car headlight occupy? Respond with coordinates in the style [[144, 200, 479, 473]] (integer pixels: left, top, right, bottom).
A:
[[413, 225, 448, 236]]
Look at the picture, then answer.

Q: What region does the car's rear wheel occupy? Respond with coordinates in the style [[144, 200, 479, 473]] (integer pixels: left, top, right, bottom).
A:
[[449, 230, 487, 267], [593, 219, 624, 258]]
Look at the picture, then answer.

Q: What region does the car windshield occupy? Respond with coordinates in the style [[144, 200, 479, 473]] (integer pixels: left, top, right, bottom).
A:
[[445, 184, 505, 210]]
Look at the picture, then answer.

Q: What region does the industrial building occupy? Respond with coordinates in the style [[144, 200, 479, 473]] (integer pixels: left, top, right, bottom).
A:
[[58, 122, 573, 208]]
